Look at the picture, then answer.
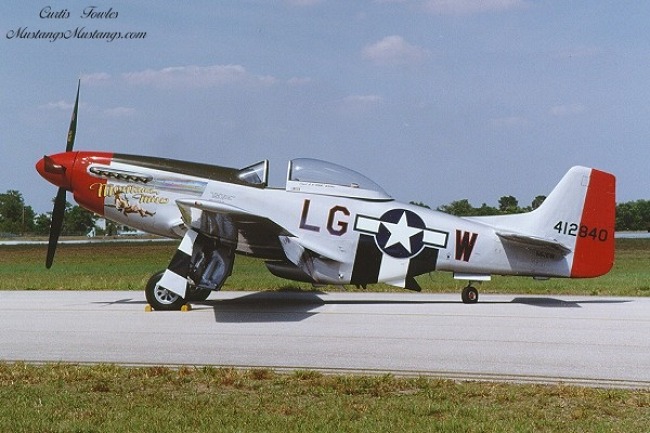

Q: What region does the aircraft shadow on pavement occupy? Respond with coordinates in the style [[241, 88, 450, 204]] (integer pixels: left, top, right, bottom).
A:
[[201, 292, 634, 322], [200, 290, 457, 324], [508, 297, 631, 308], [93, 298, 148, 306], [202, 291, 324, 323], [94, 292, 632, 320]]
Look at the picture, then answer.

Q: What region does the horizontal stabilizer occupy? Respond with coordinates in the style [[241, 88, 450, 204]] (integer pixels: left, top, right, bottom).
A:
[[496, 232, 571, 255]]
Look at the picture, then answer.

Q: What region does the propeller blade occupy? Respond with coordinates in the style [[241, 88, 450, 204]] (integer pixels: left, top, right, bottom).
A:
[[66, 79, 80, 152], [46, 188, 67, 268], [46, 81, 80, 268]]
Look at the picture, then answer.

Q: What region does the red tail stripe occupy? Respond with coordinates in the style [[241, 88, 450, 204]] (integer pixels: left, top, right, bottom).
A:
[[570, 169, 616, 277]]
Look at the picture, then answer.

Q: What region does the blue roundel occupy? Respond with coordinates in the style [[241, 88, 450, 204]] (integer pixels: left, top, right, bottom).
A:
[[375, 209, 426, 258]]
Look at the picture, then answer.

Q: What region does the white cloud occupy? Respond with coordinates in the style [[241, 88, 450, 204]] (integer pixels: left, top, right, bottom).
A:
[[122, 65, 276, 88], [423, 0, 527, 15], [39, 100, 74, 111], [363, 35, 428, 66], [80, 72, 111, 84], [103, 106, 136, 117], [344, 94, 384, 104], [549, 104, 585, 116], [287, 76, 313, 86], [340, 94, 384, 115], [285, 0, 323, 5]]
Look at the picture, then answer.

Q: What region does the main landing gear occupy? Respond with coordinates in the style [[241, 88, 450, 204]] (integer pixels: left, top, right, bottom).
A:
[[461, 284, 479, 304], [145, 271, 212, 311]]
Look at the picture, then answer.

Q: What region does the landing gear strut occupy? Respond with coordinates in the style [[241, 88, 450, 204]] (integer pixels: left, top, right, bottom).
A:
[[461, 285, 479, 304]]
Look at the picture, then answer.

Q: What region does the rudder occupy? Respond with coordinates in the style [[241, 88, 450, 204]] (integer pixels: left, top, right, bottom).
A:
[[570, 168, 616, 277]]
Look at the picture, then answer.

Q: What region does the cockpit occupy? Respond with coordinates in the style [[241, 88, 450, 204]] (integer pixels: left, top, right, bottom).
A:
[[237, 158, 392, 200], [285, 158, 392, 200]]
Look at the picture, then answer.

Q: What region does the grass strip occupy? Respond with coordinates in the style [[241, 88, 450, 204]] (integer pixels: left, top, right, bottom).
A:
[[0, 239, 648, 296], [0, 363, 648, 433]]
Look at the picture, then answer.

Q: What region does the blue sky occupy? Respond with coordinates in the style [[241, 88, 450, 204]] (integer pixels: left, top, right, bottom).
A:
[[2, 1, 648, 214]]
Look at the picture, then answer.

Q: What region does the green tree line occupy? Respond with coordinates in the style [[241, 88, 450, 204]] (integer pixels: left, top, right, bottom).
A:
[[0, 190, 648, 236], [0, 190, 96, 236], [431, 195, 548, 217]]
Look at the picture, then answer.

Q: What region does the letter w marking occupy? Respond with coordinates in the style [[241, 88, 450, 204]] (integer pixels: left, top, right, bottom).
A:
[[455, 230, 478, 262]]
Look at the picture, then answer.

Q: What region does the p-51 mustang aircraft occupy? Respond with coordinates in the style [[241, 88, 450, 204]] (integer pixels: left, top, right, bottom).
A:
[[36, 83, 616, 310]]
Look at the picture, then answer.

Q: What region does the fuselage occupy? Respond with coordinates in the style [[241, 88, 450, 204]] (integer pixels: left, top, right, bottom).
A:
[[36, 151, 582, 289]]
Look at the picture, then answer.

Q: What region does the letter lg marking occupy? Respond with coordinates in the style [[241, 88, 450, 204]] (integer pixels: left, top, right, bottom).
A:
[[299, 199, 350, 236]]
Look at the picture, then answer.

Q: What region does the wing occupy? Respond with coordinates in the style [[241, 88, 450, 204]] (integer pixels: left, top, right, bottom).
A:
[[175, 198, 288, 259], [175, 198, 354, 286]]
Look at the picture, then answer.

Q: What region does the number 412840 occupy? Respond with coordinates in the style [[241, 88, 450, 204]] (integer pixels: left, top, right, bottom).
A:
[[554, 221, 609, 241]]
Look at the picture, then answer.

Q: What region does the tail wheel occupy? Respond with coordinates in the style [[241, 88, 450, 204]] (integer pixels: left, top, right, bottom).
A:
[[145, 271, 186, 311], [461, 286, 479, 304]]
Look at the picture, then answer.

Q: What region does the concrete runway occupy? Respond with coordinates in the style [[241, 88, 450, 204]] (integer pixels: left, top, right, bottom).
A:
[[1, 290, 648, 388]]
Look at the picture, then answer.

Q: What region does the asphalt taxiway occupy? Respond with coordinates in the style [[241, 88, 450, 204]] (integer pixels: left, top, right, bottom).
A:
[[0, 290, 648, 388]]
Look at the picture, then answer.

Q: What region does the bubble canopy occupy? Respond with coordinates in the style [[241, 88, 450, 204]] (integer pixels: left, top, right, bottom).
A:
[[286, 158, 392, 200]]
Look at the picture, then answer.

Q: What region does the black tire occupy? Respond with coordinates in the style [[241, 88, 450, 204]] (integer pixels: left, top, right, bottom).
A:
[[461, 286, 479, 304], [145, 271, 186, 311]]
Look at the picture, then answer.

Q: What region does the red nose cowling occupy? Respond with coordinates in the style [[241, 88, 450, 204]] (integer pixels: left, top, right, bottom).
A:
[[35, 151, 78, 190]]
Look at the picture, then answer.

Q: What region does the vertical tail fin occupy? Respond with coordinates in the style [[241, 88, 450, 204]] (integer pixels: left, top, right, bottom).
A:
[[473, 166, 615, 278], [532, 166, 616, 277]]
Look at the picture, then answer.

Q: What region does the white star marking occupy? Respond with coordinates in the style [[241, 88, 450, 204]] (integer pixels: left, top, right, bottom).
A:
[[381, 212, 422, 253]]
